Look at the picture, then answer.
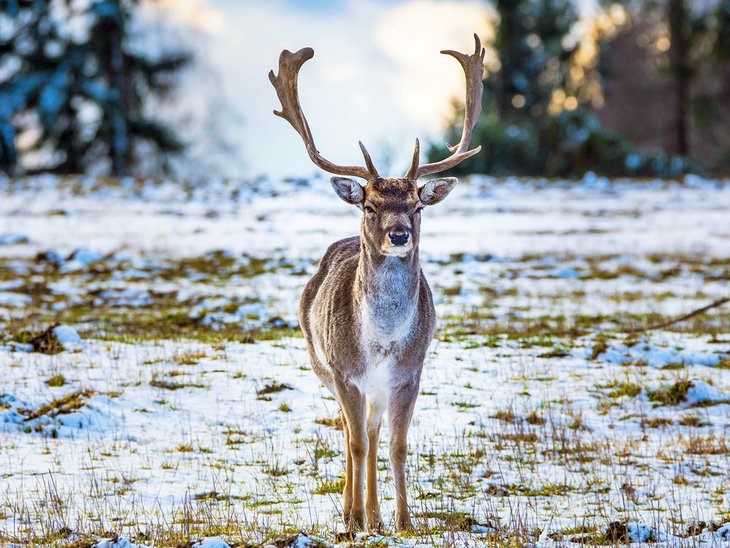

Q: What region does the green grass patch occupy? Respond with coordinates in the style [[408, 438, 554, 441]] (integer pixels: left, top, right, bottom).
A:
[[647, 379, 693, 406], [313, 476, 345, 495]]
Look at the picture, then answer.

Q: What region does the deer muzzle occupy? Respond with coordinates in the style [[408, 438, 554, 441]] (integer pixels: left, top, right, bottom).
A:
[[383, 227, 413, 257], [389, 232, 409, 246]]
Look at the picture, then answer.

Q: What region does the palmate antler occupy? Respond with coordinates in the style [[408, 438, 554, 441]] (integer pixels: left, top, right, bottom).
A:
[[405, 34, 485, 179], [269, 48, 379, 180], [270, 35, 485, 181]]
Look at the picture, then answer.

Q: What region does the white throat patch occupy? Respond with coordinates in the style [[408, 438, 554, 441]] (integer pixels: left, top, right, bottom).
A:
[[361, 258, 416, 349]]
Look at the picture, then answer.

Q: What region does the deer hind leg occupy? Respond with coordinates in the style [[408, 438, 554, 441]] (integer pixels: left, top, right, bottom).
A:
[[341, 410, 353, 523], [389, 385, 418, 532], [365, 399, 385, 531], [336, 383, 367, 531]]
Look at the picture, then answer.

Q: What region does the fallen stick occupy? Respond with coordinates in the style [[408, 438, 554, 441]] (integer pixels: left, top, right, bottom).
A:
[[621, 297, 729, 333]]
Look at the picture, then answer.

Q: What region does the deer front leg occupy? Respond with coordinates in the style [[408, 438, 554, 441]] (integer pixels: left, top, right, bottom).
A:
[[365, 400, 385, 531], [341, 410, 353, 524], [336, 381, 367, 531], [389, 385, 418, 532]]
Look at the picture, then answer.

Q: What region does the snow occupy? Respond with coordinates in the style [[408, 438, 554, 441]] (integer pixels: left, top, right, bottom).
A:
[[600, 340, 725, 369], [0, 233, 29, 245], [0, 174, 729, 545], [686, 380, 728, 406], [52, 324, 82, 345], [470, 524, 496, 534], [69, 248, 105, 264], [192, 538, 231, 548], [95, 538, 147, 548], [0, 292, 31, 306]]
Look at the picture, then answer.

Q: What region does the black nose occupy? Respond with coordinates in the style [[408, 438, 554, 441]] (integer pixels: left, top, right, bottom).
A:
[[389, 232, 409, 246]]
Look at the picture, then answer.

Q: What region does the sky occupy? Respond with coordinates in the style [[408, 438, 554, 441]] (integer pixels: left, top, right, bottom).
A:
[[147, 0, 595, 180]]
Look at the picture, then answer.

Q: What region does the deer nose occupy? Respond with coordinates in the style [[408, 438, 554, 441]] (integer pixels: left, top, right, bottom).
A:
[[389, 232, 409, 246]]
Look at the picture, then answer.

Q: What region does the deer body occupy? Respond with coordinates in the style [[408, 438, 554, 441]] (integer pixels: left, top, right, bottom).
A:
[[270, 36, 485, 532], [300, 217, 435, 531]]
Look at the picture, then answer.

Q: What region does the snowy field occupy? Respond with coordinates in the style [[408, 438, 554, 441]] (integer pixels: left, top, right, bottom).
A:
[[0, 174, 729, 547]]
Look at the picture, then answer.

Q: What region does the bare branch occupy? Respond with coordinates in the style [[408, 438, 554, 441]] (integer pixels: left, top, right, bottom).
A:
[[621, 297, 729, 333]]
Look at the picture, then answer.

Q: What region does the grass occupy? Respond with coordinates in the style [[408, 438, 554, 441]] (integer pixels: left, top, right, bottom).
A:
[[3, 247, 729, 348], [172, 350, 207, 365], [149, 374, 205, 391], [256, 381, 293, 396], [314, 416, 342, 430], [18, 389, 95, 421], [490, 408, 517, 422], [12, 325, 65, 354], [44, 374, 67, 387], [0, 253, 305, 344], [417, 510, 482, 530], [679, 415, 710, 427], [313, 476, 345, 495], [684, 435, 730, 455], [647, 379, 694, 406], [596, 379, 643, 399], [2, 193, 730, 546]]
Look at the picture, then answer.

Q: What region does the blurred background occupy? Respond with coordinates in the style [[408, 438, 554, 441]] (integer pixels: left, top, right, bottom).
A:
[[2, 0, 730, 181]]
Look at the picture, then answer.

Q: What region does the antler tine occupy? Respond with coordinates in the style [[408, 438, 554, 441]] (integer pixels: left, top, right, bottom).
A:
[[358, 141, 379, 179], [405, 138, 420, 179], [414, 34, 485, 179], [269, 48, 374, 180]]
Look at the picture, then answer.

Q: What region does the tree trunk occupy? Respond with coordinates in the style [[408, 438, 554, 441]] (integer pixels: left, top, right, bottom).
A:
[[105, 15, 129, 176], [667, 0, 691, 157], [495, 0, 521, 119]]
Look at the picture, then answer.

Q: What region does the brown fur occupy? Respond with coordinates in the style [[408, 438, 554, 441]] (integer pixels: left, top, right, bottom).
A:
[[299, 176, 454, 532], [271, 37, 479, 534]]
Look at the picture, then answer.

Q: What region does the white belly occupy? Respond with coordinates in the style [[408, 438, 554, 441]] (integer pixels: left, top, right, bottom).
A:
[[353, 355, 392, 412], [356, 290, 414, 412]]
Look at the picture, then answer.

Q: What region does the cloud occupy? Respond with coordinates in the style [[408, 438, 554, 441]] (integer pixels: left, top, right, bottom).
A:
[[144, 0, 495, 178], [145, 0, 225, 33], [374, 0, 494, 130]]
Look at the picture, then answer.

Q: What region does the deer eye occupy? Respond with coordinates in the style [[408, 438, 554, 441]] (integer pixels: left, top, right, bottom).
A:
[[415, 206, 425, 214], [363, 206, 376, 214]]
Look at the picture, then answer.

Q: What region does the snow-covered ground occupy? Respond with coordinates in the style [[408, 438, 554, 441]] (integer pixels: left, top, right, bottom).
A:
[[0, 173, 729, 546]]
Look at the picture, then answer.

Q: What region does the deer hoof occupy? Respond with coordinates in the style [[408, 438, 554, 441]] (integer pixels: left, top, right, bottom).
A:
[[367, 514, 384, 533], [345, 511, 365, 532], [395, 516, 414, 532]]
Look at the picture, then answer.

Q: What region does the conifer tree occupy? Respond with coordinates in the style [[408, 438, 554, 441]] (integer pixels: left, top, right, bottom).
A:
[[0, 0, 191, 176], [432, 0, 691, 177]]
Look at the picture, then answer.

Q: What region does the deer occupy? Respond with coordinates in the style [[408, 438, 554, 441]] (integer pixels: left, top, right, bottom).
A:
[[269, 35, 484, 533]]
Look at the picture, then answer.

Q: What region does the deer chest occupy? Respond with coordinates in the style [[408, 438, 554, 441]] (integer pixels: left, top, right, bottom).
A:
[[360, 262, 417, 349]]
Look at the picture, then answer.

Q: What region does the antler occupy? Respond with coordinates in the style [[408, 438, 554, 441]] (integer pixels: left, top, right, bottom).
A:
[[269, 48, 378, 180], [406, 34, 485, 179]]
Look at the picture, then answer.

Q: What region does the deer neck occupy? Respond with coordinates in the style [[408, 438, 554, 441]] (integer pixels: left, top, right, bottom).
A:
[[356, 242, 420, 350]]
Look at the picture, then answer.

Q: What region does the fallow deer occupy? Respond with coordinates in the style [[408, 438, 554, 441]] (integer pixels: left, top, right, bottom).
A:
[[269, 35, 484, 532]]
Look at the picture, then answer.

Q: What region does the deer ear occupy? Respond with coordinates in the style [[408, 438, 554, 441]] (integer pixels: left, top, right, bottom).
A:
[[331, 177, 364, 205], [419, 177, 457, 205]]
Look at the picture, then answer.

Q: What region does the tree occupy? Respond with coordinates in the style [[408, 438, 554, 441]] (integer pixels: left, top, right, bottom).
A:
[[0, 0, 191, 176], [433, 0, 695, 177], [433, 0, 617, 176], [598, 0, 730, 173], [666, 0, 692, 157], [492, 0, 578, 122]]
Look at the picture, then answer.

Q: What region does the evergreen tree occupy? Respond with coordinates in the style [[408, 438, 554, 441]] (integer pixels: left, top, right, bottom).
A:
[[0, 0, 191, 176], [493, 0, 578, 121], [433, 0, 692, 177]]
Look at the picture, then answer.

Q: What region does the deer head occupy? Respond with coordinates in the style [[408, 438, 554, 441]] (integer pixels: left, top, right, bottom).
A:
[[269, 35, 485, 257]]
